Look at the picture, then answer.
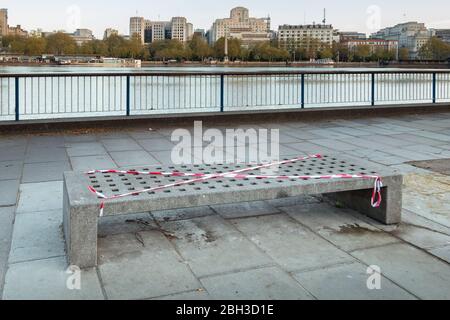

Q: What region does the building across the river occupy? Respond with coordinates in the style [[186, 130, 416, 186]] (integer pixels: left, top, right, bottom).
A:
[[278, 24, 335, 50], [434, 29, 450, 44], [209, 7, 271, 46], [130, 16, 193, 44], [371, 22, 435, 59], [0, 8, 8, 37]]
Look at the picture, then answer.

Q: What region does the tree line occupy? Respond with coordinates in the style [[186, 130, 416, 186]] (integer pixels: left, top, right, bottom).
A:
[[1, 32, 449, 62]]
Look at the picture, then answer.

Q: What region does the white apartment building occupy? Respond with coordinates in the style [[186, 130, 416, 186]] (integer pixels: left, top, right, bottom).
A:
[[130, 17, 145, 44], [278, 24, 335, 50], [371, 22, 435, 59], [130, 16, 192, 44], [171, 17, 188, 42], [209, 7, 271, 45]]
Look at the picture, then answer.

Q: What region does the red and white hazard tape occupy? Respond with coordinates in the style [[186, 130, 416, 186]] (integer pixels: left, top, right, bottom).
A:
[[87, 154, 383, 217]]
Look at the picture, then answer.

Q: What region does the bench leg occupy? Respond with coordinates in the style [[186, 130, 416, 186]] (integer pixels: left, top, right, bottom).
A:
[[63, 185, 99, 269], [326, 178, 403, 225]]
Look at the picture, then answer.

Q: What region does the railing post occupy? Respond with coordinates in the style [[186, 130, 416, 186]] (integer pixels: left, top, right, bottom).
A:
[[301, 74, 305, 109], [126, 75, 131, 116], [220, 74, 225, 112], [371, 73, 376, 106], [15, 77, 19, 121], [432, 72, 437, 104]]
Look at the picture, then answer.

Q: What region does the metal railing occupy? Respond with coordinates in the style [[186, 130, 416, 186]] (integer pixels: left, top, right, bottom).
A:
[[1, 70, 450, 121]]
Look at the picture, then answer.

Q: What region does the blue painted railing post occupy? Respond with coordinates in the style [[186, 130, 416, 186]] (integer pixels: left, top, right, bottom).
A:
[[220, 74, 225, 112], [301, 74, 305, 109], [432, 72, 437, 104], [126, 76, 131, 116], [371, 73, 376, 106], [15, 77, 19, 121]]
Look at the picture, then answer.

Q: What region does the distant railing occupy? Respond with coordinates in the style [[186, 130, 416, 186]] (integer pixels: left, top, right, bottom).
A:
[[1, 70, 450, 121]]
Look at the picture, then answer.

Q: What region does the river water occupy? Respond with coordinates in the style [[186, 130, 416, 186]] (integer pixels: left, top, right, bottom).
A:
[[0, 66, 449, 120]]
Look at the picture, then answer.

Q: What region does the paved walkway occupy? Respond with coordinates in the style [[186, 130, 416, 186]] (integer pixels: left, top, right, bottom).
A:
[[1, 112, 450, 300]]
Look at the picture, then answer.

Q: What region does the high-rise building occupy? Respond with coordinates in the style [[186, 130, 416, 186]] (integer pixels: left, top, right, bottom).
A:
[[278, 24, 335, 50], [209, 7, 271, 45], [0, 8, 8, 37], [130, 17, 145, 44], [186, 23, 194, 41], [171, 17, 188, 42], [371, 22, 435, 59], [131, 16, 192, 44]]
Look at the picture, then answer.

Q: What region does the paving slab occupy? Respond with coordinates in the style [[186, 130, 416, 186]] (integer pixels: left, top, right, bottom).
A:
[[428, 246, 450, 263], [25, 146, 68, 164], [65, 142, 107, 157], [0, 145, 26, 162], [231, 214, 354, 272], [22, 161, 71, 183], [70, 155, 117, 171], [9, 210, 65, 264], [0, 160, 23, 181], [0, 179, 19, 207], [393, 133, 448, 147], [293, 262, 416, 300], [308, 129, 353, 140], [16, 181, 63, 214], [151, 290, 211, 300], [281, 203, 399, 252], [98, 231, 201, 300], [0, 207, 15, 297], [159, 215, 273, 278], [201, 266, 313, 300], [403, 191, 450, 228], [152, 206, 216, 223], [101, 138, 143, 152], [29, 136, 65, 147], [98, 212, 157, 237], [211, 201, 279, 219], [109, 150, 160, 167], [137, 138, 175, 152], [2, 257, 104, 300], [63, 134, 98, 143], [312, 139, 359, 152], [352, 243, 450, 300], [0, 136, 28, 148]]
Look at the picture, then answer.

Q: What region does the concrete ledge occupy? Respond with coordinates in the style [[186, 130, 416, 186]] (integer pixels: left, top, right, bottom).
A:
[[0, 103, 449, 134]]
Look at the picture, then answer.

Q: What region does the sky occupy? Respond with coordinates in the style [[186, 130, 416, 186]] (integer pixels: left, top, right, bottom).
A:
[[2, 0, 450, 38]]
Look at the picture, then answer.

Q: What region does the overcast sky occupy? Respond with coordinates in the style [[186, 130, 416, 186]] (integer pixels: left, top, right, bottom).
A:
[[3, 0, 450, 38]]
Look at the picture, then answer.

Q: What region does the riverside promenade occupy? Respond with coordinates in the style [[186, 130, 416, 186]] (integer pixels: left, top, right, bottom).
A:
[[1, 110, 450, 300]]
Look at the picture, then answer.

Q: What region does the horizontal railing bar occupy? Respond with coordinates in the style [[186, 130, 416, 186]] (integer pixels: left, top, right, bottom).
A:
[[1, 70, 450, 78]]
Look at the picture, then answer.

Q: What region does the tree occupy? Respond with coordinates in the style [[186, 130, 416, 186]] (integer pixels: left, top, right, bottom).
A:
[[213, 37, 243, 60], [46, 32, 77, 55], [188, 35, 212, 61], [24, 36, 47, 55], [353, 44, 371, 62], [149, 39, 190, 61], [419, 37, 450, 60], [398, 48, 410, 61], [249, 42, 290, 62]]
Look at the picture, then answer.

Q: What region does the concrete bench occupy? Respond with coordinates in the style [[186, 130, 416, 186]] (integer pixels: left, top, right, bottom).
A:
[[63, 154, 403, 268]]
